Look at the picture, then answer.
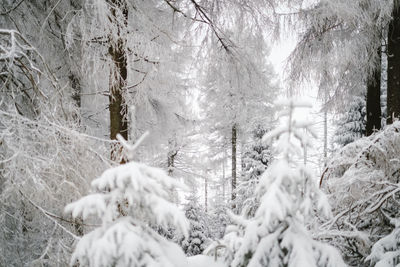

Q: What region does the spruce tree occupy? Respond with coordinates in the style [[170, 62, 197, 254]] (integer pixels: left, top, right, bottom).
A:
[[180, 195, 208, 256], [236, 125, 272, 217], [333, 96, 366, 147], [212, 99, 345, 267], [65, 134, 189, 266]]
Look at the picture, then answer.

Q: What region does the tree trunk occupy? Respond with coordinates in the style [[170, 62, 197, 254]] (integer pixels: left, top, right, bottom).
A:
[[69, 73, 81, 108], [387, 5, 400, 124], [108, 0, 128, 163], [205, 175, 208, 213], [167, 139, 178, 176], [231, 124, 237, 209], [323, 104, 327, 167], [366, 47, 382, 135], [222, 157, 225, 203]]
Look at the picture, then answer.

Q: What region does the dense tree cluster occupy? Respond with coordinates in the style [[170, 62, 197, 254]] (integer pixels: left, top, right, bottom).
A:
[[2, 0, 400, 266]]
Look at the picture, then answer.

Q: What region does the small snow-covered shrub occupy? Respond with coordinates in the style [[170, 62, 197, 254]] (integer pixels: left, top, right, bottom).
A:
[[333, 95, 366, 148], [180, 195, 209, 256], [65, 133, 189, 267]]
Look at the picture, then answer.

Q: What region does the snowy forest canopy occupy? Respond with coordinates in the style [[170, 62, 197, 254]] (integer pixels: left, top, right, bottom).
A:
[[1, 0, 400, 266]]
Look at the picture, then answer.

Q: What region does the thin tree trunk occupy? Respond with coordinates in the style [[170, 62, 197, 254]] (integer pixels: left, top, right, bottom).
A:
[[304, 129, 307, 165], [167, 139, 179, 204], [387, 5, 400, 124], [108, 0, 128, 163], [231, 124, 237, 209], [205, 175, 208, 213], [69, 73, 81, 109], [222, 157, 225, 203], [167, 139, 178, 176], [69, 73, 81, 123], [366, 47, 382, 135], [323, 106, 327, 167]]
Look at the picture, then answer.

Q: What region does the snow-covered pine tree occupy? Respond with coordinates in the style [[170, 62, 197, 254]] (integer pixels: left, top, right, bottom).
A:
[[208, 202, 230, 240], [236, 125, 272, 217], [212, 99, 345, 267], [333, 95, 366, 147], [180, 194, 209, 256], [64, 133, 189, 267]]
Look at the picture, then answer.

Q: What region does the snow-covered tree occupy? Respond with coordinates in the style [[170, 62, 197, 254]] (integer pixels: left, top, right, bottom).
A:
[[366, 218, 400, 266], [235, 125, 272, 217], [210, 99, 344, 267], [65, 133, 189, 266], [180, 195, 209, 256], [207, 201, 230, 240], [65, 0, 196, 164], [320, 121, 400, 265], [0, 29, 106, 266], [333, 95, 366, 147], [200, 15, 277, 205], [287, 0, 391, 130]]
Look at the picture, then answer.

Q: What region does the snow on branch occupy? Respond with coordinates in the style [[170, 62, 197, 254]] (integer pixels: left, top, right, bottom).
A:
[[210, 98, 344, 267], [320, 121, 400, 264], [65, 133, 190, 266]]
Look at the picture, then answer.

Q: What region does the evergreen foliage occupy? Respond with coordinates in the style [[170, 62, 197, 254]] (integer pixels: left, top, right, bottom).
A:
[[209, 99, 345, 267], [333, 96, 366, 147], [208, 203, 230, 240], [236, 125, 272, 217], [180, 195, 209, 256], [3, 0, 400, 266], [65, 134, 189, 266]]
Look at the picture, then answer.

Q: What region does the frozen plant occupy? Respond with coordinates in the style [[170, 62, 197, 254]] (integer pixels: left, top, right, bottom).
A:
[[65, 132, 189, 267], [366, 217, 400, 266], [180, 194, 209, 256], [320, 121, 400, 264], [333, 95, 366, 148], [214, 99, 345, 267], [236, 125, 272, 217]]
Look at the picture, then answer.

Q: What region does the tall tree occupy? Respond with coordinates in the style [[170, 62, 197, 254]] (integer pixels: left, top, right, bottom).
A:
[[108, 0, 129, 162], [200, 4, 277, 209], [366, 48, 382, 135], [66, 0, 194, 164], [211, 100, 345, 267], [387, 3, 400, 124], [289, 0, 390, 126], [231, 124, 237, 206], [0, 28, 107, 266]]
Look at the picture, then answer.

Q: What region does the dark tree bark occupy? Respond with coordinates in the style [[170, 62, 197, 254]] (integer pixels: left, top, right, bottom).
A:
[[69, 74, 81, 108], [108, 0, 128, 163], [231, 124, 237, 209], [366, 48, 382, 135], [387, 5, 400, 124], [167, 139, 178, 176]]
